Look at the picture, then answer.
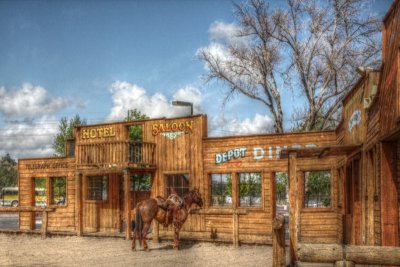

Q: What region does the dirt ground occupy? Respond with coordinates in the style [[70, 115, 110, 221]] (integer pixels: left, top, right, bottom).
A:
[[0, 233, 274, 267]]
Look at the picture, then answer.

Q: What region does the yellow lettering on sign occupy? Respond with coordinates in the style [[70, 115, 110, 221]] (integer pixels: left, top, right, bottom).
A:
[[151, 120, 194, 136], [81, 126, 117, 139]]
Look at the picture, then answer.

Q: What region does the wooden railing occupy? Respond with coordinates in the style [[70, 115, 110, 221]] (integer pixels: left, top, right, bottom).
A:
[[76, 141, 156, 167], [0, 206, 55, 238]]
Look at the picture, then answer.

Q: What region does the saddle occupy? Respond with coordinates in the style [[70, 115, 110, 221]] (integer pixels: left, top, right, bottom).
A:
[[155, 194, 184, 227]]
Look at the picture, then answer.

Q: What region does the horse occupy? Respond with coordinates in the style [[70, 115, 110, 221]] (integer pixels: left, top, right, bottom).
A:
[[132, 188, 203, 251]]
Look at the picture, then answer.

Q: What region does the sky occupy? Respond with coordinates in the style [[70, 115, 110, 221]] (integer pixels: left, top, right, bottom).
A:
[[0, 0, 394, 159]]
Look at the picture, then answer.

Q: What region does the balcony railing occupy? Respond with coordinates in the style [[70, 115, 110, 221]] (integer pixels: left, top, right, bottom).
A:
[[76, 141, 156, 168]]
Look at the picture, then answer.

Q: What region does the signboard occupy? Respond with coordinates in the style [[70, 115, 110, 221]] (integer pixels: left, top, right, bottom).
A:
[[152, 120, 194, 139], [81, 126, 116, 139]]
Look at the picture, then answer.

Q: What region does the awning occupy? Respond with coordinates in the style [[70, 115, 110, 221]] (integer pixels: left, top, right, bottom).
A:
[[280, 144, 362, 159]]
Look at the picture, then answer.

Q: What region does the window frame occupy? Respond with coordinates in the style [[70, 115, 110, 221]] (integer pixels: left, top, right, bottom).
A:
[[210, 173, 232, 208], [302, 169, 332, 210], [86, 175, 109, 202], [237, 172, 263, 208], [165, 173, 190, 197], [49, 176, 67, 207]]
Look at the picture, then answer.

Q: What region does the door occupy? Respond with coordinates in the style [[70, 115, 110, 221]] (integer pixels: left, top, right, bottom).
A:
[[344, 159, 361, 244]]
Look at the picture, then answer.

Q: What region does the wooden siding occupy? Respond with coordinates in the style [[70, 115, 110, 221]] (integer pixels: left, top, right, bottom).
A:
[[18, 158, 76, 232], [381, 1, 400, 135]]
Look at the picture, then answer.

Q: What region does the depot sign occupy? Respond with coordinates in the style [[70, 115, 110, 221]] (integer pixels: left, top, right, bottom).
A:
[[215, 144, 317, 164]]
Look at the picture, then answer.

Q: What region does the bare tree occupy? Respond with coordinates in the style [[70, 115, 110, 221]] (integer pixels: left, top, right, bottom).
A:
[[198, 0, 380, 132]]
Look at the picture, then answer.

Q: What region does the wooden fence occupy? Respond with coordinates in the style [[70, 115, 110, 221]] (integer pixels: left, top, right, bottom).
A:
[[0, 206, 55, 238], [77, 141, 156, 167]]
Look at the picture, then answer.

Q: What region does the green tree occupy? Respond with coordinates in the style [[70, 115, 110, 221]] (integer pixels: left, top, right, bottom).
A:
[[275, 172, 288, 205], [53, 115, 87, 156], [305, 171, 331, 207], [125, 109, 149, 140], [0, 153, 18, 189]]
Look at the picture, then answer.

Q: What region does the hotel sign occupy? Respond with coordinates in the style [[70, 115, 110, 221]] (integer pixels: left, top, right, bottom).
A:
[[81, 126, 116, 139]]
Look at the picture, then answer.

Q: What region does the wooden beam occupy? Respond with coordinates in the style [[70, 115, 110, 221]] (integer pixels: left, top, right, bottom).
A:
[[288, 151, 298, 266], [272, 214, 286, 267], [123, 169, 131, 240], [41, 210, 48, 239], [232, 209, 239, 248], [298, 243, 400, 265], [75, 171, 83, 236]]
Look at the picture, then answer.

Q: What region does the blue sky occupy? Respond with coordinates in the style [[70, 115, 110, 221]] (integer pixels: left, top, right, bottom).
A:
[[0, 0, 394, 159]]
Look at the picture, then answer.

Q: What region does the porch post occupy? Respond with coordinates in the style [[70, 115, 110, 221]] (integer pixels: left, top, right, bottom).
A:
[[288, 151, 298, 266], [123, 169, 131, 240], [75, 171, 83, 236]]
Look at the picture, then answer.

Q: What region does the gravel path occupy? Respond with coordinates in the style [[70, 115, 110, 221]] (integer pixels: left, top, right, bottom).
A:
[[0, 234, 273, 267]]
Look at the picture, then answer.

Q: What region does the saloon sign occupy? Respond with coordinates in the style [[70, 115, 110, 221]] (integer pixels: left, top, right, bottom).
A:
[[152, 120, 194, 139]]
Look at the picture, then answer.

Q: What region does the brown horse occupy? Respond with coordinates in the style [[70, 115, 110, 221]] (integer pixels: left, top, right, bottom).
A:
[[132, 188, 203, 251]]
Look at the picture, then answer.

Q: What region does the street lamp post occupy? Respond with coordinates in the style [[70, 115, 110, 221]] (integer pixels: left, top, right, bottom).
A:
[[172, 100, 193, 116]]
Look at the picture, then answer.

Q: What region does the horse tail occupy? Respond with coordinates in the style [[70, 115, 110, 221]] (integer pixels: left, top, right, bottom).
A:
[[135, 205, 143, 246]]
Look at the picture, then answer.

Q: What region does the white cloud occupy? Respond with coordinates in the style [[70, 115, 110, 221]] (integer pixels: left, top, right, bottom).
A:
[[209, 113, 274, 136], [209, 21, 249, 47], [0, 116, 58, 159], [107, 81, 203, 121], [0, 83, 71, 117]]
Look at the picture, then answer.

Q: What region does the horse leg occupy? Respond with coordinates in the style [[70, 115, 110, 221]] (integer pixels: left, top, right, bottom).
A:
[[142, 222, 151, 251], [131, 227, 136, 251], [173, 226, 180, 250]]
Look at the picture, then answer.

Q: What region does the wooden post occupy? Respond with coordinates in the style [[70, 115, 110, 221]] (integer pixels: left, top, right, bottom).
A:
[[272, 214, 285, 267], [75, 171, 83, 236], [41, 210, 48, 239], [123, 169, 131, 240], [232, 209, 239, 248], [288, 151, 298, 266]]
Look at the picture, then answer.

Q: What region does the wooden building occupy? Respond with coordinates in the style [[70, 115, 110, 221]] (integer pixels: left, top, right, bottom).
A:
[[12, 0, 400, 262]]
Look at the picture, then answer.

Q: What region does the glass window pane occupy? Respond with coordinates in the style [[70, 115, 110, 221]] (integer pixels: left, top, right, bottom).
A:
[[87, 176, 108, 201], [51, 177, 66, 205], [239, 172, 262, 207], [304, 170, 331, 208], [211, 173, 232, 207], [165, 174, 189, 197]]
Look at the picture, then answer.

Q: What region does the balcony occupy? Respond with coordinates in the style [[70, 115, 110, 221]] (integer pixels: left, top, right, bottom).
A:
[[76, 141, 156, 169]]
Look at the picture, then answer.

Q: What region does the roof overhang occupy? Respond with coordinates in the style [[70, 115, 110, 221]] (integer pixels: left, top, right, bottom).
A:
[[280, 144, 362, 159]]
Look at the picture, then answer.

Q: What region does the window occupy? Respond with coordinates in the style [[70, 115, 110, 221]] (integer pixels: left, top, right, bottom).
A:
[[87, 176, 108, 201], [34, 178, 47, 207], [239, 172, 262, 207], [304, 170, 331, 208], [211, 173, 232, 207], [50, 177, 66, 205], [165, 174, 189, 197], [131, 174, 151, 191], [275, 172, 288, 214]]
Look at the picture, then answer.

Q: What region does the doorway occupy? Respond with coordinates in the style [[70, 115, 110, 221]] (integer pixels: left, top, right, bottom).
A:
[[344, 158, 361, 244], [274, 172, 289, 240]]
